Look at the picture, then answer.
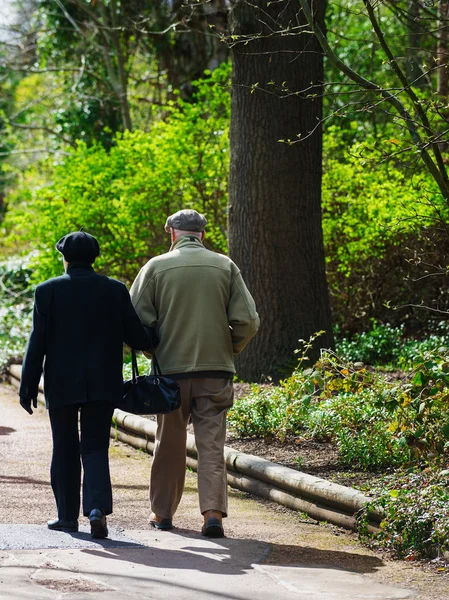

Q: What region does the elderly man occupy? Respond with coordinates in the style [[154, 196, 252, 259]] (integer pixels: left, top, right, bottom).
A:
[[19, 231, 154, 538], [130, 209, 259, 537]]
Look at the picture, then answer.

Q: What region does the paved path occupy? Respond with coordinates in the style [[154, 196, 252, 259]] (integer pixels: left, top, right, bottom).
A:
[[0, 383, 447, 599]]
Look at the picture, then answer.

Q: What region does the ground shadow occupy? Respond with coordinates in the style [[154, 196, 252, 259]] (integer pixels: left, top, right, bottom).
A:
[[81, 533, 385, 577], [0, 474, 50, 486], [68, 530, 145, 549], [112, 483, 149, 490], [0, 475, 150, 491], [0, 427, 15, 436]]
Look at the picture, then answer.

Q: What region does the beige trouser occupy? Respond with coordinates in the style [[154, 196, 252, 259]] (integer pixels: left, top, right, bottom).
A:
[[150, 377, 234, 519]]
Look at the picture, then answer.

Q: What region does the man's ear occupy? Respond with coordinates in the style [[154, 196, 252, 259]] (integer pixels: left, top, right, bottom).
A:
[[200, 231, 205, 242]]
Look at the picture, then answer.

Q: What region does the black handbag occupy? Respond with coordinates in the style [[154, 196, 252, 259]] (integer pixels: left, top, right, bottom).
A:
[[121, 348, 181, 415]]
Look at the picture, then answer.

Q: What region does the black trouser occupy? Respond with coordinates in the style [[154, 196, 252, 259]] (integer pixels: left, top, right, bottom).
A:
[[48, 402, 114, 521]]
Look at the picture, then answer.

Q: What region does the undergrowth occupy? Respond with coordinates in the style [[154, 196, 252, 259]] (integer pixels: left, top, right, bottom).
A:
[[228, 332, 449, 561], [359, 468, 449, 560]]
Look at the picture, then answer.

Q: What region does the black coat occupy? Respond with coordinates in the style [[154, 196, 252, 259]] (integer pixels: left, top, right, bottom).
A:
[[20, 264, 154, 408]]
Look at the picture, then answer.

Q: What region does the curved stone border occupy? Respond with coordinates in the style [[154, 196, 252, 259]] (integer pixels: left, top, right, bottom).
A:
[[8, 364, 381, 532]]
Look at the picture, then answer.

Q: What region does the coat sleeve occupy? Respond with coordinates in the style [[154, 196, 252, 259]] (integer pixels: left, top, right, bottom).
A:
[[129, 266, 158, 328], [19, 285, 47, 400], [227, 267, 260, 355], [121, 284, 157, 350]]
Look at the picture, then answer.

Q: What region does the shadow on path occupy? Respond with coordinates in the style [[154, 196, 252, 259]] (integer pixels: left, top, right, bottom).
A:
[[0, 474, 50, 486], [80, 532, 385, 577], [0, 427, 16, 436]]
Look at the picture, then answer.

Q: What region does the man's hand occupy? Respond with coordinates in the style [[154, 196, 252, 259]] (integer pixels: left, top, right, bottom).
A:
[[20, 397, 38, 415]]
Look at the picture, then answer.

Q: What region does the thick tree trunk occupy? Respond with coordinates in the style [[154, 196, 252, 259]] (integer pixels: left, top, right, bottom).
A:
[[228, 0, 333, 381]]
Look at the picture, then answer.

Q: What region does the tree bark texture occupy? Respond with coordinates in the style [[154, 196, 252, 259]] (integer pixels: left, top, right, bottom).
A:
[[228, 0, 333, 381], [406, 0, 426, 87], [155, 0, 230, 100], [438, 0, 449, 98]]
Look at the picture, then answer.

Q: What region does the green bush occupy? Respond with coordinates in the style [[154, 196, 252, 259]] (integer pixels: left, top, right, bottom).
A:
[[3, 65, 231, 285], [335, 322, 405, 365], [322, 127, 449, 334], [307, 391, 409, 468], [360, 468, 449, 560], [336, 321, 449, 367], [5, 92, 449, 335], [229, 344, 449, 470]]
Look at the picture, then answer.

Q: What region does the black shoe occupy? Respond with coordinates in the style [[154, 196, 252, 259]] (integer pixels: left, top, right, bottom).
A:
[[89, 509, 108, 539], [201, 517, 224, 538], [47, 518, 78, 532], [149, 518, 173, 531]]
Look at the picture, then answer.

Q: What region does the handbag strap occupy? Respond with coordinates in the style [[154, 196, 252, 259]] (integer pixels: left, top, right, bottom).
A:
[[148, 333, 163, 377], [131, 348, 139, 383], [131, 333, 163, 380]]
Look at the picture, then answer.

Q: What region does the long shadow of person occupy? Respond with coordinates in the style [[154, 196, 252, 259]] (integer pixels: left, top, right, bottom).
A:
[[78, 529, 385, 577]]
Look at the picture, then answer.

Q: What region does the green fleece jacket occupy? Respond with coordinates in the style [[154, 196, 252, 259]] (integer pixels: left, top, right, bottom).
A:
[[130, 235, 260, 375]]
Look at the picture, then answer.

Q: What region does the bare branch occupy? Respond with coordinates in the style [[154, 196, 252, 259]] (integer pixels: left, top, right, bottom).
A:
[[298, 0, 449, 202]]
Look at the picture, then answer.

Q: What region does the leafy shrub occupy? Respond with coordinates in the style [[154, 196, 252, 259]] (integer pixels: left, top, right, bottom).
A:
[[360, 468, 449, 560], [307, 392, 409, 468], [322, 127, 449, 334], [336, 321, 449, 367], [229, 345, 449, 469], [3, 65, 231, 285], [336, 322, 405, 365]]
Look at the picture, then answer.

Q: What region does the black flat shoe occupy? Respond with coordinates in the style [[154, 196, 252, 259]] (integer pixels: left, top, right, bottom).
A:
[[150, 518, 173, 531], [89, 509, 108, 539], [47, 518, 78, 532], [202, 517, 224, 538]]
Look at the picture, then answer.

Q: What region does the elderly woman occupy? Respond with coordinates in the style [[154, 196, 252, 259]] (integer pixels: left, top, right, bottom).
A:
[[19, 230, 155, 539]]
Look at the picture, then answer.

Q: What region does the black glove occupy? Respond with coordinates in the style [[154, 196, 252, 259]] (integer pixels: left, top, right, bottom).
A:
[[20, 397, 38, 415]]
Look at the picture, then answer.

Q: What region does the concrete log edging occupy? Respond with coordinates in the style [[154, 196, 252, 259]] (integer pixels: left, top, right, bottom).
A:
[[8, 364, 381, 533]]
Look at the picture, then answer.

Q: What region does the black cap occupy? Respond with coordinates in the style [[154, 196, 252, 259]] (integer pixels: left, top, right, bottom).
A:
[[56, 230, 100, 263]]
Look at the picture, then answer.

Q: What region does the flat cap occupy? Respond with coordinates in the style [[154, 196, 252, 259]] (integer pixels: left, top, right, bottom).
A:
[[164, 209, 207, 233], [56, 230, 100, 263]]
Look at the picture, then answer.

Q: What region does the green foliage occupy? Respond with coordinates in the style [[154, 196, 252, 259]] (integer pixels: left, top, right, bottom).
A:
[[5, 87, 448, 335], [122, 351, 150, 380], [336, 321, 449, 368], [0, 254, 34, 373], [322, 126, 449, 333], [36, 0, 158, 143], [324, 3, 409, 135], [359, 469, 449, 560], [336, 322, 405, 365], [4, 65, 231, 284], [229, 342, 449, 470], [307, 391, 409, 469]]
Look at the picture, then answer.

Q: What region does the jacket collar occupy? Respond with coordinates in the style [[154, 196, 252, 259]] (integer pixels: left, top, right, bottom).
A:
[[170, 234, 204, 252], [66, 263, 95, 273]]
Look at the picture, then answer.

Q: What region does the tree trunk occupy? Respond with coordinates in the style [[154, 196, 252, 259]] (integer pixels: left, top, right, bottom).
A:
[[438, 0, 449, 98], [157, 0, 230, 100], [407, 0, 426, 87], [228, 0, 333, 381], [98, 0, 132, 131]]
